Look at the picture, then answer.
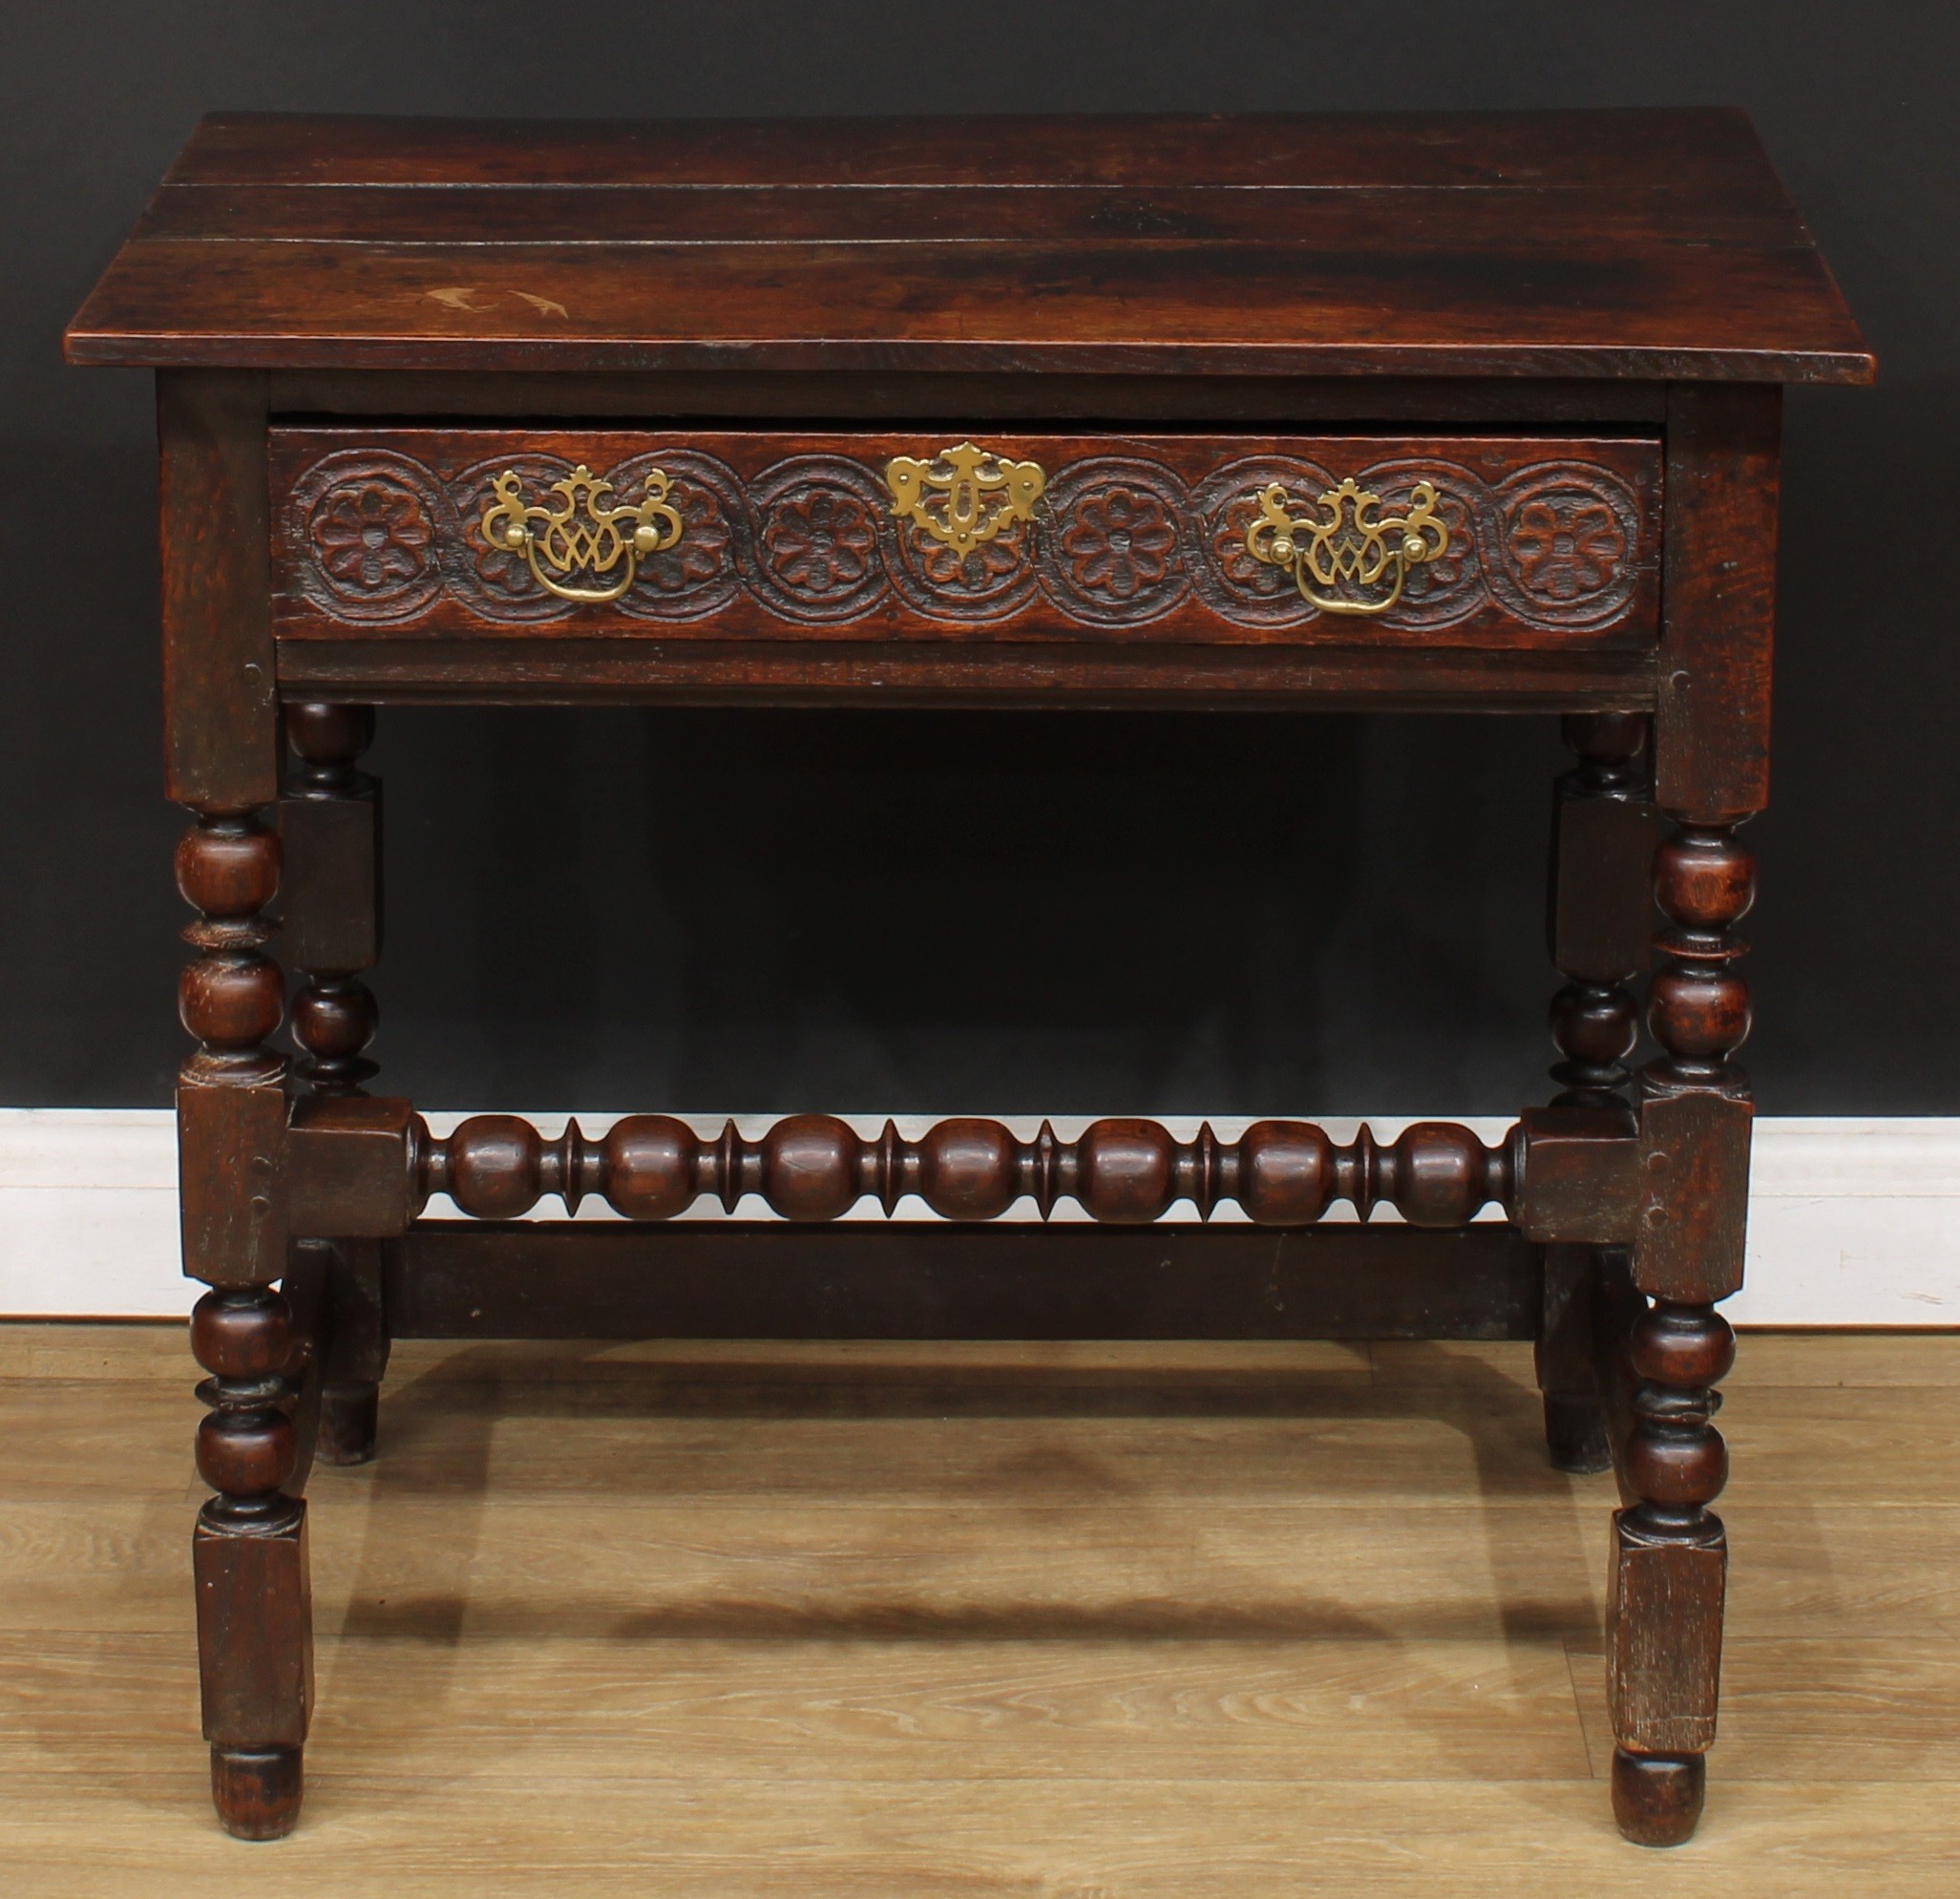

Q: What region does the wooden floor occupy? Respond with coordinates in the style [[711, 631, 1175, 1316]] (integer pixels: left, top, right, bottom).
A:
[[4, 1325, 1959, 1894]]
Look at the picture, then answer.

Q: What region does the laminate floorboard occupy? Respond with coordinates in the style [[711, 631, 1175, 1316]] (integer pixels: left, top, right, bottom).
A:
[[3, 1323, 1955, 1894]]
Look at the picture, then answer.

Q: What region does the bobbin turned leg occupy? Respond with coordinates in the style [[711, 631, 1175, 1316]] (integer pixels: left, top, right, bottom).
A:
[[1537, 712, 1653, 1474], [1609, 816, 1754, 1845], [178, 809, 311, 1839], [1610, 1296, 1735, 1843], [282, 704, 389, 1465]]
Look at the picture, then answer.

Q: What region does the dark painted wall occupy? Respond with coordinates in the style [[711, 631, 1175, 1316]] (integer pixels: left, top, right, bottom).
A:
[[2, 3, 1949, 1115]]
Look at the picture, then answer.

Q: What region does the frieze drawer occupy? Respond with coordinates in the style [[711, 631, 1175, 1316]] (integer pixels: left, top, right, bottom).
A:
[[270, 429, 1662, 651]]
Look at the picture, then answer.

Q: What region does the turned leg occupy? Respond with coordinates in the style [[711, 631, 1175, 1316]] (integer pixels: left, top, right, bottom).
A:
[[179, 809, 312, 1839], [283, 704, 390, 1465], [1610, 1295, 1734, 1842], [1609, 815, 1754, 1845], [1537, 712, 1653, 1473]]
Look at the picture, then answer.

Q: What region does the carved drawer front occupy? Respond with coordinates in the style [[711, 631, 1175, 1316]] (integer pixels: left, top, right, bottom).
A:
[[270, 428, 1662, 651]]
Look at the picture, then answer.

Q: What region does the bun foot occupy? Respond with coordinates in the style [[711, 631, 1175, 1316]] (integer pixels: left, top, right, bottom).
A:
[[318, 1380, 379, 1466], [1612, 1748, 1704, 1846], [211, 1744, 303, 1840], [1543, 1393, 1612, 1474]]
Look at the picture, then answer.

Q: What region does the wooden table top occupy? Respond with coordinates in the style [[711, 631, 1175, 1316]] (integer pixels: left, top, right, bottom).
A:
[[66, 110, 1873, 384]]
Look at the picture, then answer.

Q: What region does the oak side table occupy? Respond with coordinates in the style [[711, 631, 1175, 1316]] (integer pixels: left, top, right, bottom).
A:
[[68, 110, 1870, 1846]]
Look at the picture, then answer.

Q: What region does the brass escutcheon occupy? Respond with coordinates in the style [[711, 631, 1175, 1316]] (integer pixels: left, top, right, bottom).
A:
[[885, 442, 1046, 559], [479, 464, 685, 603], [1244, 476, 1450, 615]]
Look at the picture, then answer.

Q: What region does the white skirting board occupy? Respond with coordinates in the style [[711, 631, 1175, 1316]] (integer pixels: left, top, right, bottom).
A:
[[0, 1108, 1954, 1325]]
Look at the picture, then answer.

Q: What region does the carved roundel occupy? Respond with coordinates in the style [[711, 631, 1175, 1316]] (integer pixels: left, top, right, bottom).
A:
[[607, 449, 748, 622], [447, 454, 585, 622], [1190, 456, 1334, 625], [289, 450, 451, 622], [747, 455, 892, 622], [1035, 458, 1191, 625], [1487, 463, 1644, 627]]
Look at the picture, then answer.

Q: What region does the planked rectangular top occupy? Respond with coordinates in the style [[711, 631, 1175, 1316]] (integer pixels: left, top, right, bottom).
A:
[[66, 110, 1873, 383]]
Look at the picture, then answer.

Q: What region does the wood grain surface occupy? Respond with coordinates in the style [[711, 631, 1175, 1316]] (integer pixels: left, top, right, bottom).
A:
[[64, 112, 1874, 382], [3, 1324, 1954, 1893]]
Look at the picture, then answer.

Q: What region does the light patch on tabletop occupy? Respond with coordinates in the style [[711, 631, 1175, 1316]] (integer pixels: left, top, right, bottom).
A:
[[424, 286, 570, 318]]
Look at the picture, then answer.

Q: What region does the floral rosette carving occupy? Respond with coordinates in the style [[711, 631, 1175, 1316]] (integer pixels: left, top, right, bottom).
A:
[[1510, 497, 1627, 600], [1062, 489, 1177, 598], [1489, 465, 1645, 627], [314, 484, 430, 591], [748, 456, 892, 622], [288, 451, 450, 622], [767, 491, 875, 591], [1036, 462, 1190, 624]]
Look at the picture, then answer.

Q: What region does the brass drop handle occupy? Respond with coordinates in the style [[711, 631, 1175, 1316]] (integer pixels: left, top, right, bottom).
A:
[[885, 441, 1045, 557], [1245, 476, 1450, 615], [479, 464, 685, 604]]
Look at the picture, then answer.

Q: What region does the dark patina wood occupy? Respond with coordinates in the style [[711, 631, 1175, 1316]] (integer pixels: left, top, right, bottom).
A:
[[275, 637, 1664, 714], [385, 1221, 1545, 1342], [69, 112, 1871, 383], [269, 427, 1664, 652], [66, 108, 1869, 1847], [285, 1099, 1641, 1243], [158, 373, 279, 809]]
